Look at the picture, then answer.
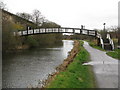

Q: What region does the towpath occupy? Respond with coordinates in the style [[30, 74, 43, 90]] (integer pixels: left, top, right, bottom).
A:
[[83, 41, 118, 88]]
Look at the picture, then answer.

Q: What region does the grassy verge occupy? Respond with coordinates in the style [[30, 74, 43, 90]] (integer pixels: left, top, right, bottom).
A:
[[106, 49, 120, 60], [87, 40, 105, 51], [46, 41, 96, 88], [88, 40, 119, 60], [106, 38, 119, 60]]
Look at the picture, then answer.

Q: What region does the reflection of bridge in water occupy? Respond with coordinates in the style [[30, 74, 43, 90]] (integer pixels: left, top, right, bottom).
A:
[[16, 27, 98, 37]]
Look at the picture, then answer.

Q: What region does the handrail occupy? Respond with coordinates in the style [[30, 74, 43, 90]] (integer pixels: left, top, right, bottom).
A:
[[100, 37, 104, 49], [14, 27, 97, 37], [97, 33, 104, 49], [106, 34, 114, 50]]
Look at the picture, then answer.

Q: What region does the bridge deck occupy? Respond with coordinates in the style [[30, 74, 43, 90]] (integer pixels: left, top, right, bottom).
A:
[[16, 27, 97, 37]]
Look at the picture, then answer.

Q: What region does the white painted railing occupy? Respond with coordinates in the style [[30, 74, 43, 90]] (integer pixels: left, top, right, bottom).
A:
[[107, 34, 114, 50], [14, 28, 97, 37], [100, 37, 104, 49], [97, 33, 104, 49]]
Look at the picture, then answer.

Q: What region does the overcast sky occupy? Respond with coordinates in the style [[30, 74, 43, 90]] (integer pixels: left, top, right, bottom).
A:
[[2, 0, 119, 30]]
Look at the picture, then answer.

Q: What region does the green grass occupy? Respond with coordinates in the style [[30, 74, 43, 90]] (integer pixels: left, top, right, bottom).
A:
[[87, 40, 119, 60], [106, 49, 120, 60], [88, 40, 105, 51], [46, 41, 96, 88]]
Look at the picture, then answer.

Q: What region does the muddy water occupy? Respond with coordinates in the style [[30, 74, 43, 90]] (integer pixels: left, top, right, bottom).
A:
[[3, 40, 74, 88]]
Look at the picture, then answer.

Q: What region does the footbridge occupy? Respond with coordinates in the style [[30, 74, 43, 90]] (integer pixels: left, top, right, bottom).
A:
[[14, 27, 114, 50], [15, 27, 98, 37]]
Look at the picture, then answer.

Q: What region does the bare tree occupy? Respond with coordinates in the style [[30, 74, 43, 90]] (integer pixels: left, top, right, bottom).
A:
[[110, 26, 118, 38], [110, 26, 118, 31], [32, 9, 45, 27], [0, 1, 7, 10]]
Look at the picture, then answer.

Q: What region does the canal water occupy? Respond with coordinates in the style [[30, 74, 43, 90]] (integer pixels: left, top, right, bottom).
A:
[[3, 40, 74, 88]]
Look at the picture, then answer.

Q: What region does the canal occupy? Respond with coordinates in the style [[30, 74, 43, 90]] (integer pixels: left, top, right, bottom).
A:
[[3, 40, 74, 88]]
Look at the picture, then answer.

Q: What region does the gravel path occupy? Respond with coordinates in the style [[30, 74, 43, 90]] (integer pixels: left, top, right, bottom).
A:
[[83, 41, 118, 88]]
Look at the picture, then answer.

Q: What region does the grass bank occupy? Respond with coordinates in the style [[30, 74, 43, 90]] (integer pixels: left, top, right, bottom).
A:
[[87, 40, 105, 51], [106, 49, 120, 60], [46, 41, 96, 88], [88, 40, 119, 60]]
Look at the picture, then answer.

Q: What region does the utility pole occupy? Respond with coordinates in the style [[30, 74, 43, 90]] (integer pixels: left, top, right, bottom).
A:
[[103, 23, 106, 39], [103, 23, 106, 31]]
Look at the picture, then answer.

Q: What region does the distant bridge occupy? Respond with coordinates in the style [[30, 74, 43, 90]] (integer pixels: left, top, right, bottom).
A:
[[15, 27, 98, 37]]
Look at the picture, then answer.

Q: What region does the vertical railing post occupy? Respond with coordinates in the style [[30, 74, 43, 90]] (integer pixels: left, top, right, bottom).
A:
[[73, 29, 75, 33], [47, 28, 48, 33], [26, 26, 29, 35], [95, 30, 97, 37], [26, 29, 28, 35], [80, 29, 82, 34], [45, 28, 46, 33], [52, 28, 53, 33], [87, 30, 89, 35], [58, 28, 60, 33], [39, 28, 40, 33], [21, 30, 23, 36], [33, 28, 34, 34], [65, 28, 67, 33]]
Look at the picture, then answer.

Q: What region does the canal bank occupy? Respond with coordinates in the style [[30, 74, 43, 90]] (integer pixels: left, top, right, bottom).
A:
[[43, 41, 96, 88]]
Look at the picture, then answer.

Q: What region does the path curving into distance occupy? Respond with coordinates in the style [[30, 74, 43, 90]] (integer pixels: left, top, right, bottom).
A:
[[83, 41, 118, 88]]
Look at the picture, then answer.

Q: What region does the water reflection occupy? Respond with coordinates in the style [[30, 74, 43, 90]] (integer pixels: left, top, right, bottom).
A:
[[3, 40, 74, 88]]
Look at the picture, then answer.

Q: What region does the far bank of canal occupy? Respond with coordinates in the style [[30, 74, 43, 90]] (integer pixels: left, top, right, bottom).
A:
[[3, 40, 74, 88]]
